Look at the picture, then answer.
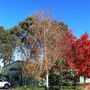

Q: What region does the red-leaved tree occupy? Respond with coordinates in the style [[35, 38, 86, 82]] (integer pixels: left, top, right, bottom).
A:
[[67, 33, 90, 78]]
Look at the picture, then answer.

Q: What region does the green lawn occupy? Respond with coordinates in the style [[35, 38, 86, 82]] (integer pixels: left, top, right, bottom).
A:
[[14, 86, 84, 90], [14, 87, 45, 90], [49, 86, 84, 90], [62, 86, 84, 90]]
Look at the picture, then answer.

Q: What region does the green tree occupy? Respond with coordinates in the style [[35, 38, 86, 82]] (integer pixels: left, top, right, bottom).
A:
[[49, 59, 77, 90], [0, 26, 19, 66]]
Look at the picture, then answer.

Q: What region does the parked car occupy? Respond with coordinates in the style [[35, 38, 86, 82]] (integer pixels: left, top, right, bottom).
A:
[[0, 79, 10, 89]]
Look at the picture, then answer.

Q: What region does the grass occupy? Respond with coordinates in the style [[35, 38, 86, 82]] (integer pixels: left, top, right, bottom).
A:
[[14, 87, 45, 90], [49, 85, 84, 90], [14, 85, 84, 90], [62, 85, 84, 90]]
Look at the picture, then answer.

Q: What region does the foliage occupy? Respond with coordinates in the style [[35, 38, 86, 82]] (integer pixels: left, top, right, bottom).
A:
[[22, 13, 69, 80], [48, 30, 78, 89], [59, 30, 90, 78], [49, 59, 77, 86], [0, 26, 19, 65], [1, 12, 90, 87], [22, 60, 43, 79], [67, 33, 90, 78]]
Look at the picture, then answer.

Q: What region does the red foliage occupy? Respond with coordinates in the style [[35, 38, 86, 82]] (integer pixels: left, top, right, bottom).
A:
[[60, 31, 90, 78], [55, 30, 76, 72], [67, 33, 90, 78], [60, 30, 76, 63]]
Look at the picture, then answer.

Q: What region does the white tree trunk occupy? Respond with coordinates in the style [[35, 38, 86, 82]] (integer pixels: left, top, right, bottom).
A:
[[46, 72, 49, 89]]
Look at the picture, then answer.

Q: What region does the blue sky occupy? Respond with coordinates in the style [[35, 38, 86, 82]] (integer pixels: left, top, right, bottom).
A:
[[0, 0, 90, 37]]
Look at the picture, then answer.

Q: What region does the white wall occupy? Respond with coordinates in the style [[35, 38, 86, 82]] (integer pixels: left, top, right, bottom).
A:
[[80, 77, 90, 83]]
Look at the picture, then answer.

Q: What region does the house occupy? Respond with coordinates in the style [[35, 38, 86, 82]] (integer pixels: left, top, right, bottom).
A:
[[2, 61, 39, 87], [2, 61, 22, 86], [80, 77, 90, 84]]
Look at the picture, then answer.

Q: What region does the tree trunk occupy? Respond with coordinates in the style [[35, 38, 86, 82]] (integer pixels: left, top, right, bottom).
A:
[[46, 71, 49, 90], [59, 80, 62, 90]]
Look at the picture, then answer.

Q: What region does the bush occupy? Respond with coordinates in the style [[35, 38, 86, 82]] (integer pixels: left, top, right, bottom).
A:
[[49, 86, 59, 90]]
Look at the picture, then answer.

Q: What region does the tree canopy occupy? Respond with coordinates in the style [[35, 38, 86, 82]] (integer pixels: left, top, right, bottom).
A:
[[0, 13, 90, 81]]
